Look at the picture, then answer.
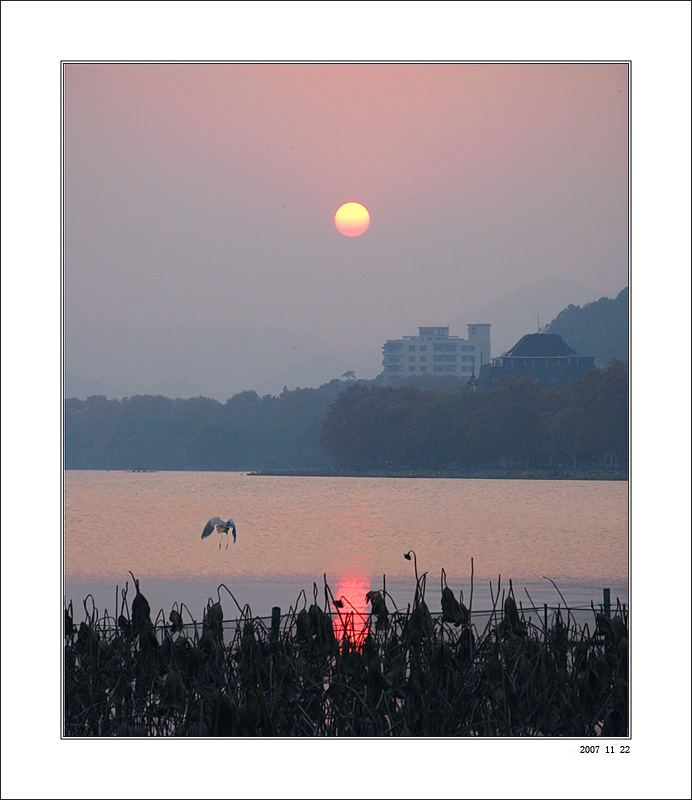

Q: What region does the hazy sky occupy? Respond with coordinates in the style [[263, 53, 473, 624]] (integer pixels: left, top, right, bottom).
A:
[[64, 61, 629, 398]]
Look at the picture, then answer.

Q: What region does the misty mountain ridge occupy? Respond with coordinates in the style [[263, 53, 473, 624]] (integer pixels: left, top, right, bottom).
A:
[[453, 275, 611, 358], [65, 276, 627, 401], [253, 348, 383, 396], [64, 315, 382, 401], [544, 287, 628, 366]]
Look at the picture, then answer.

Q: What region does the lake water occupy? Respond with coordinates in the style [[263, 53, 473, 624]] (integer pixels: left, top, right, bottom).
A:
[[64, 471, 628, 623]]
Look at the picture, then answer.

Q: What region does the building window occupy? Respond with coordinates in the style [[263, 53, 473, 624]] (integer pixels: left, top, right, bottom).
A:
[[409, 367, 416, 372], [420, 345, 427, 352]]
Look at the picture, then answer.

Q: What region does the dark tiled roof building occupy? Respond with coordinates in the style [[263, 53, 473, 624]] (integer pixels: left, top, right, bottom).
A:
[[476, 333, 595, 389]]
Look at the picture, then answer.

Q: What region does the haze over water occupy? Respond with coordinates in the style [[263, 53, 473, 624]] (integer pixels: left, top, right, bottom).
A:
[[64, 471, 628, 620]]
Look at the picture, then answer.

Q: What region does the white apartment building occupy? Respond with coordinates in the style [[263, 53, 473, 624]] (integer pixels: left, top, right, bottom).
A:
[[382, 324, 491, 381]]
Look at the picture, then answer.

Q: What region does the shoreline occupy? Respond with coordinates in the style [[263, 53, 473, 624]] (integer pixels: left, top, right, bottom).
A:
[[247, 468, 628, 481]]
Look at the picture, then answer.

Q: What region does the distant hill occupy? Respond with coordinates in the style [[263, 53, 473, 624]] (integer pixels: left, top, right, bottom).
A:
[[544, 287, 628, 366], [453, 275, 602, 358]]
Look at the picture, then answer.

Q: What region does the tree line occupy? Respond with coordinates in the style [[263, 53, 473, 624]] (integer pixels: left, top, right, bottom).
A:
[[319, 361, 628, 470], [65, 361, 627, 472], [64, 381, 349, 471]]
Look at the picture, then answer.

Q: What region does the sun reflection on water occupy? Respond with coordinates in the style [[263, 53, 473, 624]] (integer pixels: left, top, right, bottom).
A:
[[331, 575, 372, 649], [64, 472, 628, 620]]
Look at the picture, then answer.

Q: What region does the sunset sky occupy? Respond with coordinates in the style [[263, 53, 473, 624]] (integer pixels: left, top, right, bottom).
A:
[[64, 61, 629, 398]]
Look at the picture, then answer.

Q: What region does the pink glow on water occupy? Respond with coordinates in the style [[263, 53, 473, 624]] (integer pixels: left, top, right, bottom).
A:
[[331, 575, 372, 648], [64, 471, 628, 619]]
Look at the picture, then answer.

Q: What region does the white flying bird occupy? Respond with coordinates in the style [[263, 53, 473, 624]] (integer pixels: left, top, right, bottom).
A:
[[202, 517, 237, 550]]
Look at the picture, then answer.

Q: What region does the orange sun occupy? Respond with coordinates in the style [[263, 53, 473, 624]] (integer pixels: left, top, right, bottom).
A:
[[334, 202, 370, 237]]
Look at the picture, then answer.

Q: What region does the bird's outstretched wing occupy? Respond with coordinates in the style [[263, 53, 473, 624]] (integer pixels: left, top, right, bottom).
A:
[[228, 519, 237, 544], [202, 517, 225, 539]]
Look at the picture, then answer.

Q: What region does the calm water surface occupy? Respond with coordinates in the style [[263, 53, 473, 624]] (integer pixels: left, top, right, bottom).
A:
[[64, 471, 628, 620]]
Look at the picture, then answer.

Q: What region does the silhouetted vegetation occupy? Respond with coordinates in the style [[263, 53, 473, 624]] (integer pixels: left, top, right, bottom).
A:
[[545, 287, 628, 366], [320, 361, 628, 470], [64, 570, 628, 737], [65, 362, 628, 472], [65, 289, 628, 472], [64, 381, 350, 470]]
